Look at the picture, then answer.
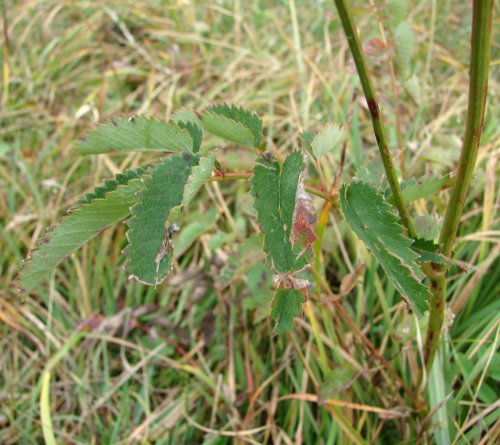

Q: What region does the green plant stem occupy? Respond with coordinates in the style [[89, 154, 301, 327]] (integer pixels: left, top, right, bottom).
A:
[[333, 0, 416, 239], [423, 0, 493, 375]]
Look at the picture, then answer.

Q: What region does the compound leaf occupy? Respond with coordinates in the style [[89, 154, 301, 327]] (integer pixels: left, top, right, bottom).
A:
[[202, 104, 262, 148], [20, 168, 146, 293], [340, 181, 430, 316], [251, 151, 313, 273], [126, 152, 199, 285], [271, 289, 304, 335], [78, 116, 194, 155]]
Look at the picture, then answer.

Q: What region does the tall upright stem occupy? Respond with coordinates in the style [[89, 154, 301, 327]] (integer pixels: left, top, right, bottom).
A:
[[423, 0, 493, 374], [333, 0, 416, 239]]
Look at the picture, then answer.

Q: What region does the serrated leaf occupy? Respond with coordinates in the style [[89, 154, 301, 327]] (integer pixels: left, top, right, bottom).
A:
[[126, 152, 199, 285], [387, 174, 454, 205], [311, 123, 345, 159], [78, 168, 146, 205], [77, 116, 194, 155], [251, 152, 313, 273], [340, 181, 430, 316], [202, 104, 263, 148], [271, 288, 304, 335], [413, 238, 469, 270], [20, 169, 146, 293], [177, 120, 202, 153], [394, 21, 415, 78], [413, 238, 443, 263], [171, 108, 201, 126], [182, 153, 215, 207]]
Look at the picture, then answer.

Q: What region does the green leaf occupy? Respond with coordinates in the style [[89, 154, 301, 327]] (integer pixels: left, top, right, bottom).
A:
[[413, 238, 443, 263], [387, 174, 454, 205], [251, 151, 313, 273], [387, 0, 408, 31], [413, 238, 469, 270], [77, 168, 146, 205], [300, 131, 314, 150], [182, 153, 215, 207], [20, 169, 146, 293], [340, 181, 430, 316], [404, 74, 421, 103], [202, 104, 263, 148], [271, 289, 304, 335], [311, 123, 345, 159], [126, 152, 199, 285], [171, 108, 201, 126], [414, 214, 441, 241], [177, 120, 202, 153], [394, 21, 415, 78], [77, 116, 194, 155]]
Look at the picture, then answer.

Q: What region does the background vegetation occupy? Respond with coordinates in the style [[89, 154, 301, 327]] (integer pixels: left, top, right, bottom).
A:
[[1, 0, 499, 443]]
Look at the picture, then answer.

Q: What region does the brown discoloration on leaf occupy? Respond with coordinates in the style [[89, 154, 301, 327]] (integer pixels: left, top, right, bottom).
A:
[[291, 178, 317, 252]]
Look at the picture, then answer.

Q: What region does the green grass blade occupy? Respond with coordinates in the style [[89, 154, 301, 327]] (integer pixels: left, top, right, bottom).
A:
[[40, 371, 58, 445], [428, 353, 451, 445]]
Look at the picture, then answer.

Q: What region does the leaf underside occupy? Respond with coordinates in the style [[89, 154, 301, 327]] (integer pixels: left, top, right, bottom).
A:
[[126, 152, 199, 285], [20, 168, 146, 293], [271, 289, 304, 335], [251, 151, 310, 273], [77, 116, 194, 155], [340, 181, 430, 316], [202, 103, 263, 148], [311, 123, 345, 159]]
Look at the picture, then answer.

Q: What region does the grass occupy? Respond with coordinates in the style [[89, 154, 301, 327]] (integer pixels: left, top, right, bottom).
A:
[[1, 0, 499, 443]]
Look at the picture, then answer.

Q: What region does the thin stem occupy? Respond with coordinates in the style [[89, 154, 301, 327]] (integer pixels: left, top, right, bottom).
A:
[[208, 172, 338, 205], [423, 0, 493, 374], [368, 0, 407, 179], [333, 0, 416, 239], [438, 0, 493, 259]]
